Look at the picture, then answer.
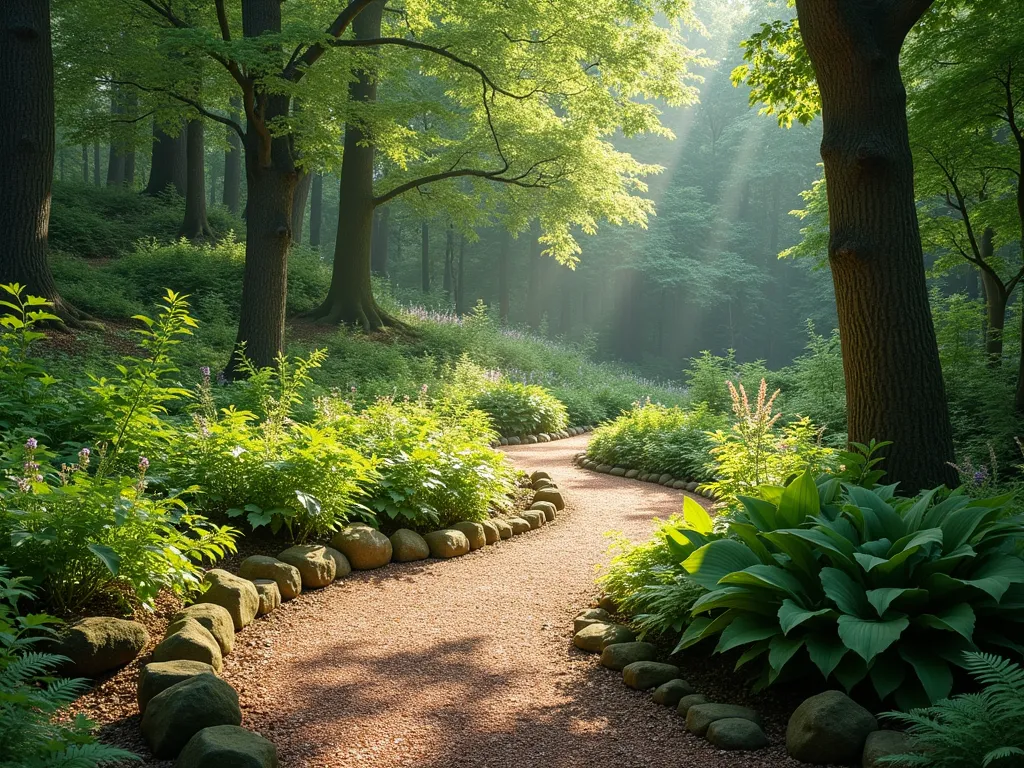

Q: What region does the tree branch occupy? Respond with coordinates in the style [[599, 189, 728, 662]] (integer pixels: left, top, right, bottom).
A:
[[373, 157, 564, 206], [104, 78, 245, 141], [282, 0, 380, 82], [215, 0, 231, 42], [890, 0, 935, 40]]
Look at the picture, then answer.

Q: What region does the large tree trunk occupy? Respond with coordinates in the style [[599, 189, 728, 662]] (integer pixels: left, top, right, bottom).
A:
[[443, 223, 454, 299], [179, 118, 212, 240], [93, 141, 100, 186], [145, 122, 186, 196], [223, 98, 242, 214], [106, 95, 125, 187], [302, 1, 396, 330], [796, 0, 955, 491], [291, 171, 311, 244], [456, 233, 467, 314], [124, 149, 135, 187], [371, 205, 390, 276], [527, 221, 542, 329], [0, 0, 84, 323], [498, 230, 510, 323], [421, 222, 430, 292], [224, 0, 299, 376], [309, 172, 323, 247], [978, 228, 1006, 364]]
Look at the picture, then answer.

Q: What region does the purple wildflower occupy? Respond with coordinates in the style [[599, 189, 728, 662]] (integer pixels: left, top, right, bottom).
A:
[[138, 456, 150, 471], [25, 437, 37, 450]]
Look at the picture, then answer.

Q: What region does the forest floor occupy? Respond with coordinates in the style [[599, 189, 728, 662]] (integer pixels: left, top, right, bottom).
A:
[[92, 435, 818, 767]]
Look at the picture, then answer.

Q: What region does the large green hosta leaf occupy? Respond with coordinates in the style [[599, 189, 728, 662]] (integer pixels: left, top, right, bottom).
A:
[[683, 539, 761, 590], [917, 603, 976, 643], [720, 564, 808, 601], [900, 645, 954, 704], [866, 587, 928, 617], [716, 614, 779, 653], [837, 615, 909, 664], [806, 632, 848, 679], [776, 470, 820, 527], [778, 599, 834, 634], [820, 567, 870, 617]]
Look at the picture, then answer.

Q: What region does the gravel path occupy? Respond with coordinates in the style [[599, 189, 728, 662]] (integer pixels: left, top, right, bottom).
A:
[[92, 434, 811, 767]]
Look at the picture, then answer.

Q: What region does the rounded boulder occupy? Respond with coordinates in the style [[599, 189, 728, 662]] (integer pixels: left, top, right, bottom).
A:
[[176, 725, 278, 768], [707, 718, 769, 751], [330, 524, 392, 570], [653, 679, 695, 706], [277, 545, 336, 588], [323, 545, 352, 578], [197, 569, 259, 630], [600, 642, 657, 671], [152, 618, 223, 673], [389, 529, 430, 562], [238, 555, 302, 600], [493, 519, 514, 540], [141, 673, 241, 758], [423, 529, 470, 559], [623, 661, 681, 690], [574, 608, 612, 633], [533, 488, 564, 510], [171, 603, 235, 655], [786, 690, 878, 766], [507, 517, 531, 535], [573, 622, 635, 652], [530, 501, 557, 522], [480, 520, 501, 545], [450, 521, 487, 550], [138, 660, 217, 714], [687, 703, 762, 737], [53, 616, 148, 678], [253, 580, 281, 616]]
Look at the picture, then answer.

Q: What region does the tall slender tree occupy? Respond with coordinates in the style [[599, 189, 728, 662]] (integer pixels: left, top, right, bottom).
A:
[[179, 117, 212, 239]]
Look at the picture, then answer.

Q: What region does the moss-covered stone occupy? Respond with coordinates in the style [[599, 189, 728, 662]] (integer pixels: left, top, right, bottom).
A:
[[152, 618, 223, 672], [238, 556, 302, 600], [423, 529, 470, 558], [137, 661, 217, 714], [450, 521, 487, 550], [196, 570, 259, 630], [330, 524, 392, 569], [141, 673, 241, 758], [600, 642, 657, 671], [53, 617, 148, 678], [175, 725, 278, 767], [572, 622, 635, 652], [171, 603, 235, 655], [389, 529, 430, 562]]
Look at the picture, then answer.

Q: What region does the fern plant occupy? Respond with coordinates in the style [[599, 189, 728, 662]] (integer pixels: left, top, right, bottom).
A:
[[0, 567, 137, 767], [882, 652, 1024, 767]]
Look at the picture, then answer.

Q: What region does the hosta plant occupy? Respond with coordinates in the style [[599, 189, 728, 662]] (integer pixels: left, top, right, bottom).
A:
[[679, 471, 1024, 708]]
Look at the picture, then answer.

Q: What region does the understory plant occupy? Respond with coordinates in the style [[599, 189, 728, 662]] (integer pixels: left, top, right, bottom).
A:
[[678, 470, 1024, 708], [470, 379, 569, 437], [702, 379, 835, 503], [356, 395, 513, 530], [881, 652, 1024, 768], [586, 400, 724, 480], [598, 497, 715, 639], [171, 351, 379, 543], [0, 567, 138, 767]]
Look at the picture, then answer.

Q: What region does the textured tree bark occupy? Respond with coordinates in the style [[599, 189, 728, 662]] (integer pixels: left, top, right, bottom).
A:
[[302, 1, 397, 330], [0, 0, 85, 323], [456, 233, 467, 315], [291, 171, 312, 244], [309, 172, 323, 247], [498, 230, 510, 323], [178, 118, 212, 240], [443, 223, 454, 298], [527, 221, 542, 329], [224, 0, 299, 376], [144, 122, 186, 196], [421, 222, 430, 292], [796, 0, 955, 491], [371, 205, 390, 276], [123, 149, 135, 187], [222, 97, 242, 214], [977, 229, 1007, 363]]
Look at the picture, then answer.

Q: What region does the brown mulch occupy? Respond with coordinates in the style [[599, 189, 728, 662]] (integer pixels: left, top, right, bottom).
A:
[[83, 435, 821, 767]]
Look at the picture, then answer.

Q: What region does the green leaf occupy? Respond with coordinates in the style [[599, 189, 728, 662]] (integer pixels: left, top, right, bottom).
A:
[[866, 587, 928, 618], [837, 615, 909, 664], [683, 495, 714, 534], [737, 495, 778, 530], [806, 632, 848, 679], [868, 652, 905, 701], [820, 567, 870, 617], [87, 544, 120, 576], [768, 633, 804, 680], [720, 564, 807, 601], [778, 599, 834, 635], [683, 539, 761, 590], [845, 485, 906, 541], [715, 614, 779, 653], [900, 646, 953, 704], [917, 603, 976, 643], [777, 470, 820, 527], [691, 586, 781, 616], [902, 487, 940, 531]]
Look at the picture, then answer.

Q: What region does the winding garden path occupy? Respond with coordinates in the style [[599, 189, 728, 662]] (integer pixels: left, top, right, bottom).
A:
[[102, 435, 807, 767]]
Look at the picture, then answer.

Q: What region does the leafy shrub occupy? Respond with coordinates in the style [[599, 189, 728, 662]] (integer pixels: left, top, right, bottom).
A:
[[470, 380, 569, 437], [685, 350, 776, 415], [598, 498, 713, 639], [587, 401, 724, 480], [170, 351, 379, 543], [882, 652, 1024, 768], [679, 471, 1024, 708], [0, 438, 236, 613], [785, 322, 847, 441], [0, 567, 138, 767], [550, 386, 606, 426], [356, 396, 513, 530], [703, 379, 835, 503]]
